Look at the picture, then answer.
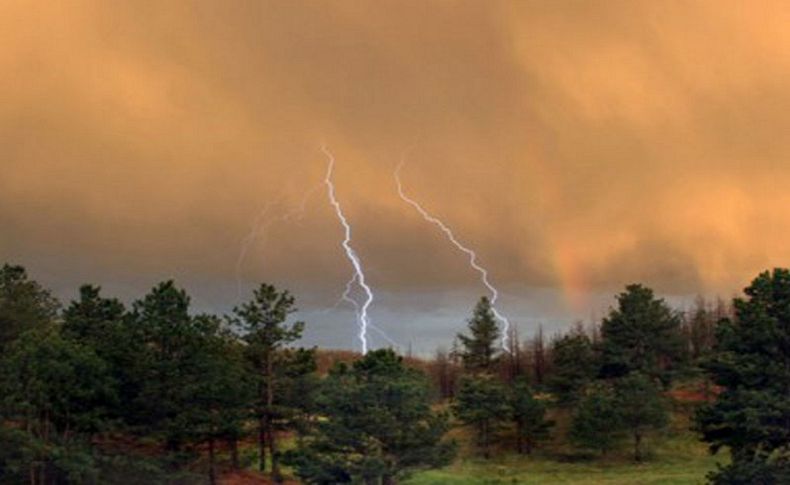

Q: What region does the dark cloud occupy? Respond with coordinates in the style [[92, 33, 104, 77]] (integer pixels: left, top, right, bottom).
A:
[[3, 1, 790, 349]]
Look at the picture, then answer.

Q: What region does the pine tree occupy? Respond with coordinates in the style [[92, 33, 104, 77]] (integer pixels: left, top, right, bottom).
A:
[[126, 281, 201, 448], [695, 269, 790, 483], [286, 349, 455, 484], [231, 283, 304, 481], [62, 285, 125, 345], [457, 297, 500, 374], [600, 284, 684, 385], [614, 373, 668, 462], [0, 264, 60, 352], [453, 297, 510, 458], [510, 379, 553, 454], [570, 383, 624, 456], [548, 331, 596, 406], [453, 375, 510, 458], [0, 328, 115, 483], [274, 346, 319, 448], [180, 315, 254, 485], [62, 285, 130, 421]]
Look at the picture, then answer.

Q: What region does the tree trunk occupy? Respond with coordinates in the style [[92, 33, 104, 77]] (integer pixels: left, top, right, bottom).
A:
[[258, 413, 267, 472], [27, 418, 35, 485], [481, 421, 490, 459], [268, 426, 283, 483], [228, 436, 239, 469], [208, 436, 217, 485], [267, 352, 282, 482], [633, 431, 643, 462], [41, 412, 49, 485], [516, 421, 525, 454]]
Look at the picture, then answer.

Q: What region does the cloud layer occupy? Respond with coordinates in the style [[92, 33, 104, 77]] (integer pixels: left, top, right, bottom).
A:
[[3, 1, 790, 327]]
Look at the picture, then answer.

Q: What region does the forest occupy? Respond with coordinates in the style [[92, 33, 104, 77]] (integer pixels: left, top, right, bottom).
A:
[[0, 263, 787, 484]]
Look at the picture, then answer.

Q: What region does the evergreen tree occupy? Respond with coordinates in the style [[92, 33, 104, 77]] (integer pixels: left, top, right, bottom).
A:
[[0, 264, 60, 352], [599, 284, 684, 385], [454, 297, 510, 458], [231, 283, 304, 481], [62, 285, 130, 421], [570, 383, 624, 456], [126, 281, 202, 448], [62, 285, 125, 345], [114, 282, 259, 480], [276, 346, 319, 441], [286, 349, 455, 484], [457, 297, 500, 374], [705, 457, 790, 485], [177, 314, 254, 484], [453, 375, 510, 458], [614, 373, 668, 462], [548, 332, 596, 406], [0, 328, 115, 483], [510, 379, 553, 455], [695, 269, 790, 483]]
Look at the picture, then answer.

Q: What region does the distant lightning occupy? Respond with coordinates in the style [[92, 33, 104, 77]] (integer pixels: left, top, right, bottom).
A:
[[235, 201, 275, 300], [322, 145, 374, 354], [235, 183, 323, 301], [395, 153, 512, 353]]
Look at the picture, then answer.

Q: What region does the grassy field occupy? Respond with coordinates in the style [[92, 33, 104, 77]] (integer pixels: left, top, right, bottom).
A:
[[223, 426, 723, 484], [222, 395, 726, 484], [406, 408, 725, 485]]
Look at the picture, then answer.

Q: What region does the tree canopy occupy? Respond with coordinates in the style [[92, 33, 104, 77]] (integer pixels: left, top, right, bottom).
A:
[[0, 264, 59, 352], [287, 349, 455, 484], [695, 269, 790, 483], [600, 284, 684, 384], [456, 297, 501, 374]]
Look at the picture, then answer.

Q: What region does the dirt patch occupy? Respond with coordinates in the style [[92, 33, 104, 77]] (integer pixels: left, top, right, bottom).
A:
[[668, 386, 721, 403], [219, 470, 300, 484]]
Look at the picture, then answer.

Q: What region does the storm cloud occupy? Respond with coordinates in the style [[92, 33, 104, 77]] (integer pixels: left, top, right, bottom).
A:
[[3, 1, 790, 349]]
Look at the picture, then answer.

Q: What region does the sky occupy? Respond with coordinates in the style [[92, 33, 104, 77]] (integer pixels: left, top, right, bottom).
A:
[[3, 1, 790, 353]]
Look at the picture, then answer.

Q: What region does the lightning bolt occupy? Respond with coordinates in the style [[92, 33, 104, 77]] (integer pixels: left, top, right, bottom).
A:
[[338, 273, 401, 350], [322, 145, 374, 354], [315, 273, 400, 350], [237, 159, 391, 353], [395, 153, 512, 353]]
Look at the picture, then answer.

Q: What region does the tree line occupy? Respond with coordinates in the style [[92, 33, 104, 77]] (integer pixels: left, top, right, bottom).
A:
[[0, 263, 787, 484]]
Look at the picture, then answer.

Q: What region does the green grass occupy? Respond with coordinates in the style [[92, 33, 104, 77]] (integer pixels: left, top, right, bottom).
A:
[[407, 452, 721, 484], [239, 397, 726, 484], [406, 411, 726, 485]]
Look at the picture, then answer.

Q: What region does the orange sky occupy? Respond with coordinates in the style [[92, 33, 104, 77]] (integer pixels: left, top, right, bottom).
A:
[[3, 1, 790, 341]]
